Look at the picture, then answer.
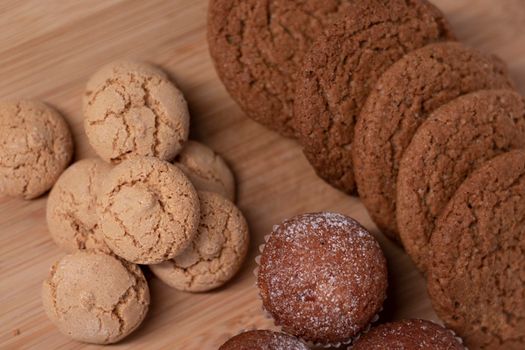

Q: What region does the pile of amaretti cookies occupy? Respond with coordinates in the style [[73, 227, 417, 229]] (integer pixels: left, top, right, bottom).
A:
[[0, 61, 250, 344], [209, 0, 525, 349]]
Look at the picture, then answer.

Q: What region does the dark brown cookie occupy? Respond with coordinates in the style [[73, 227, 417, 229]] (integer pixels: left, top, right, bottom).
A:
[[397, 90, 525, 272], [427, 150, 525, 350], [219, 330, 308, 350], [207, 0, 354, 137], [294, 0, 454, 193], [257, 212, 387, 345], [351, 319, 465, 350], [352, 42, 514, 239]]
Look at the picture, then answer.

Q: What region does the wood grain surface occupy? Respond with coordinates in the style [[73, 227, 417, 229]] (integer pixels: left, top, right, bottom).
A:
[[0, 1, 524, 349]]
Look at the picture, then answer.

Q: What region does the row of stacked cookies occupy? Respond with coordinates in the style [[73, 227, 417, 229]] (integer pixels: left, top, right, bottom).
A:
[[208, 0, 524, 349], [0, 60, 250, 344]]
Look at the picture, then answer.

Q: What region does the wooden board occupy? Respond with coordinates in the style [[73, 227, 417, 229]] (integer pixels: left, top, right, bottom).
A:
[[0, 1, 524, 349]]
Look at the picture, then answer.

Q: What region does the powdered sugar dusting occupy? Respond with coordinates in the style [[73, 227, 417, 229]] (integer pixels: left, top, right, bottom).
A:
[[257, 212, 388, 345]]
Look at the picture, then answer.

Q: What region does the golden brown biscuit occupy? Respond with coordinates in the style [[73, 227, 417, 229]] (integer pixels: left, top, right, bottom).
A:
[[41, 251, 149, 344], [174, 141, 236, 202], [46, 158, 112, 252], [83, 61, 189, 163], [0, 99, 73, 199], [150, 191, 249, 292], [98, 157, 200, 264]]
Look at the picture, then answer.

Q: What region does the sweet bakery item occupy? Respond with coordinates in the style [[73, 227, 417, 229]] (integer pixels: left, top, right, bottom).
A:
[[427, 150, 525, 350], [219, 330, 308, 350], [174, 141, 236, 202], [352, 42, 514, 239], [46, 158, 112, 252], [257, 212, 387, 345], [150, 191, 249, 292], [41, 251, 150, 344], [207, 0, 355, 137], [397, 90, 525, 271], [83, 60, 189, 163], [351, 319, 464, 349], [0, 99, 73, 199], [294, 0, 454, 193], [97, 157, 200, 264]]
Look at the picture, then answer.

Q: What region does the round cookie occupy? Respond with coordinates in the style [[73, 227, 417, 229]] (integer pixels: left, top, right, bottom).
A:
[[83, 60, 189, 163], [294, 0, 454, 194], [351, 319, 464, 350], [352, 42, 515, 239], [47, 158, 113, 252], [174, 141, 236, 202], [257, 212, 387, 345], [41, 251, 150, 344], [97, 157, 200, 264], [150, 191, 249, 292], [397, 90, 525, 272], [0, 99, 73, 199], [219, 330, 308, 350], [207, 0, 355, 137], [427, 150, 525, 350]]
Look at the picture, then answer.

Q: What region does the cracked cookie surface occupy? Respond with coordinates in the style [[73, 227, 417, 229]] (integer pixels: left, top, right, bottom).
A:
[[174, 141, 236, 202], [294, 0, 454, 194], [207, 0, 355, 137], [0, 99, 73, 199], [47, 158, 113, 253], [150, 191, 249, 292], [351, 319, 464, 349], [219, 330, 309, 350], [428, 150, 525, 350], [98, 157, 200, 264], [397, 90, 525, 272], [83, 61, 189, 163], [41, 251, 150, 344], [352, 42, 515, 239], [257, 212, 387, 345]]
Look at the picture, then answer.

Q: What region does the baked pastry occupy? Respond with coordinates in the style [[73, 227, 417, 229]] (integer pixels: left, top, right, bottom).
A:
[[219, 330, 308, 350], [257, 212, 387, 345]]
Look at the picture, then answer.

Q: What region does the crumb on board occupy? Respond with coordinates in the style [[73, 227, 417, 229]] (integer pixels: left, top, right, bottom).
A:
[[12, 329, 20, 336]]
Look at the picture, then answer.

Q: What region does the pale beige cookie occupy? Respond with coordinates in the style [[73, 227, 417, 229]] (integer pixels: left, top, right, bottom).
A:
[[174, 141, 236, 202], [83, 60, 189, 163], [98, 157, 200, 264], [41, 251, 150, 344], [150, 191, 249, 292], [0, 99, 73, 199], [46, 158, 112, 252]]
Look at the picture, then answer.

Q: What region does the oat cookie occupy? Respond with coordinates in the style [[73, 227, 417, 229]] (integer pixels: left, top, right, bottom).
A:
[[174, 141, 236, 202], [83, 61, 189, 163], [150, 191, 249, 292], [41, 251, 149, 344], [397, 90, 525, 271], [294, 0, 454, 193], [352, 42, 514, 238], [47, 158, 112, 252], [0, 99, 73, 199], [428, 150, 525, 350], [98, 157, 200, 264], [207, 0, 355, 137]]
